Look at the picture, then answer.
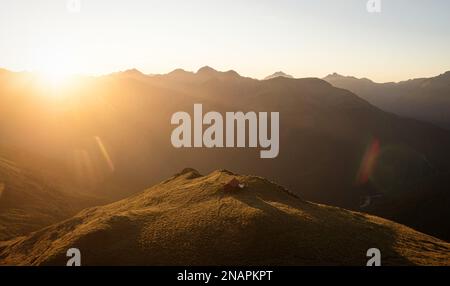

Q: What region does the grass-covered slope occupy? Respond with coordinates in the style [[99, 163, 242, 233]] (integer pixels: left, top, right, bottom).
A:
[[1, 169, 448, 266]]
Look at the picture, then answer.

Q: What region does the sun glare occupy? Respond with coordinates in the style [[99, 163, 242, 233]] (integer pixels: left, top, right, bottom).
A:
[[31, 46, 82, 91], [33, 63, 80, 99], [38, 66, 72, 88]]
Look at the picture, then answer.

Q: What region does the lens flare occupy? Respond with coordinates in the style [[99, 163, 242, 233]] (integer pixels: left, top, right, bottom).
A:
[[94, 136, 115, 173], [356, 138, 380, 185]]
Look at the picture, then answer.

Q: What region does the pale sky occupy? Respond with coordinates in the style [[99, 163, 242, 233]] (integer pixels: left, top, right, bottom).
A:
[[0, 0, 449, 82]]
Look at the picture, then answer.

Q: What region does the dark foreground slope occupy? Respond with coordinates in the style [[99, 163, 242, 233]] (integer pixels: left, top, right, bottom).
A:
[[0, 154, 102, 241], [1, 169, 448, 266], [363, 173, 450, 241]]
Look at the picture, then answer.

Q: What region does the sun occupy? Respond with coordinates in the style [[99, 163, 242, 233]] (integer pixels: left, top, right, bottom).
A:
[[32, 46, 81, 90], [34, 61, 80, 98], [38, 65, 73, 88]]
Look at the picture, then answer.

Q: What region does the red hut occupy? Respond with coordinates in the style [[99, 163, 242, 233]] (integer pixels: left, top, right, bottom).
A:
[[223, 178, 245, 192]]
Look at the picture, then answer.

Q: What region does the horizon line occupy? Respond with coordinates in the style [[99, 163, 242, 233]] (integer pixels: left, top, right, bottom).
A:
[[1, 65, 449, 85]]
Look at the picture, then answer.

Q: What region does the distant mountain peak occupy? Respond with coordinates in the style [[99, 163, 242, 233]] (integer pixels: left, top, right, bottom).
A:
[[195, 66, 241, 79], [122, 68, 144, 75], [323, 73, 374, 84], [325, 72, 343, 78], [323, 73, 350, 80], [264, 71, 294, 80], [169, 68, 186, 73], [197, 66, 218, 75], [111, 68, 147, 77], [167, 68, 193, 76], [224, 69, 240, 77]]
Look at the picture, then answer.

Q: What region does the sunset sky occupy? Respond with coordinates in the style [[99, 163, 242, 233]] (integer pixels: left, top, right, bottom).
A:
[[0, 0, 449, 82]]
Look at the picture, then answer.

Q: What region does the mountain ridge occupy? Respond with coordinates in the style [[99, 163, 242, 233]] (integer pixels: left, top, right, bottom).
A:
[[323, 71, 450, 129]]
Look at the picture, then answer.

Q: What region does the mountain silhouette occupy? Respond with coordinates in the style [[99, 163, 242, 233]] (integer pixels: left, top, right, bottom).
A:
[[324, 72, 450, 130], [197, 65, 218, 75], [1, 169, 448, 266], [1, 67, 450, 241], [264, 71, 294, 80]]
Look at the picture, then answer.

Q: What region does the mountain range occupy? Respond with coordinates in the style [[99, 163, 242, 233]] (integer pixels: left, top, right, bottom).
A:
[[324, 72, 450, 130], [0, 66, 450, 260]]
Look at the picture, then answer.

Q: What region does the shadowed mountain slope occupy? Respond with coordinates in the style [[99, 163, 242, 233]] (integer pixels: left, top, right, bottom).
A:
[[0, 149, 103, 241], [0, 169, 449, 266], [324, 72, 450, 129]]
